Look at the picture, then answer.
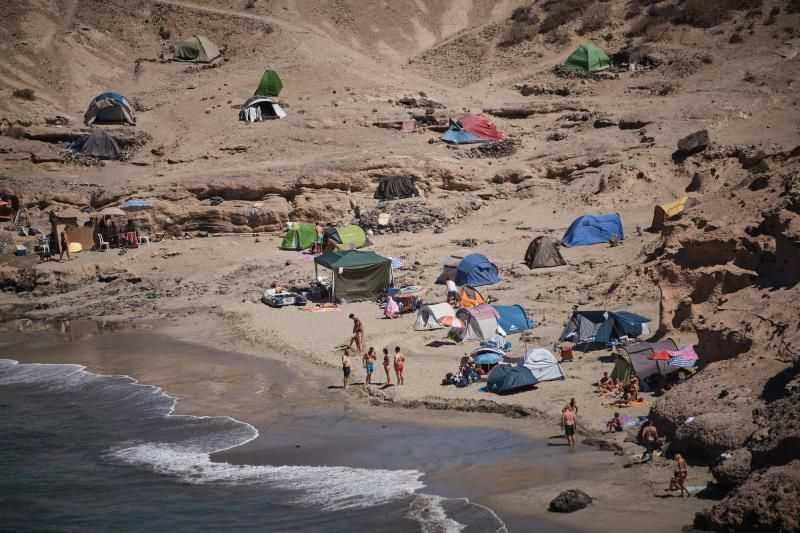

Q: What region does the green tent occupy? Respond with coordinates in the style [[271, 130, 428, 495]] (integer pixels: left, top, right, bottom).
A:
[[610, 352, 633, 385], [324, 225, 367, 251], [174, 35, 221, 63], [255, 70, 283, 97], [281, 223, 316, 251], [314, 250, 392, 302], [565, 44, 611, 72]]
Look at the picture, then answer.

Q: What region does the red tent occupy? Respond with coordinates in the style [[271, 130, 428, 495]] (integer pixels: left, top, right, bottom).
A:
[[458, 114, 504, 141], [648, 350, 670, 361]]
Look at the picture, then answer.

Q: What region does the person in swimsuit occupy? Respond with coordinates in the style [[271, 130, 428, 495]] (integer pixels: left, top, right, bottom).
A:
[[597, 372, 612, 393], [382, 348, 391, 385], [561, 406, 576, 446], [342, 350, 351, 389], [58, 227, 70, 261], [606, 412, 624, 432], [313, 222, 324, 254], [393, 346, 405, 385], [641, 421, 659, 463], [348, 313, 365, 354], [667, 454, 690, 497], [363, 347, 376, 385]]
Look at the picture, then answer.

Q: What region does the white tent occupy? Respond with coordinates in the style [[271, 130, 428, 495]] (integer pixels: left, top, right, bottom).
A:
[[435, 249, 472, 284], [239, 96, 287, 123], [414, 303, 456, 330], [520, 348, 565, 382], [449, 304, 498, 342]]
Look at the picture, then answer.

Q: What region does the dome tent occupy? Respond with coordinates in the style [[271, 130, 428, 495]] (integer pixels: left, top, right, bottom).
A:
[[487, 365, 538, 395], [281, 223, 316, 251], [565, 44, 611, 73], [84, 92, 136, 126], [520, 349, 565, 382], [524, 236, 566, 268], [174, 35, 221, 63], [561, 213, 623, 247], [255, 69, 283, 97], [239, 96, 287, 122], [455, 253, 502, 287]]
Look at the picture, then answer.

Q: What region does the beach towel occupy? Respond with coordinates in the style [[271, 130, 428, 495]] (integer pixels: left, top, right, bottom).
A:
[[384, 297, 399, 319], [400, 119, 417, 133], [304, 304, 341, 313]]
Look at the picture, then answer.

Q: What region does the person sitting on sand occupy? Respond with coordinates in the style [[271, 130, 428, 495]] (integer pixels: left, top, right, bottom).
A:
[[606, 412, 624, 433], [459, 353, 475, 381], [597, 372, 612, 393], [600, 377, 622, 397], [667, 454, 690, 497], [393, 346, 405, 385], [382, 348, 391, 385], [342, 350, 352, 390], [348, 313, 365, 354]]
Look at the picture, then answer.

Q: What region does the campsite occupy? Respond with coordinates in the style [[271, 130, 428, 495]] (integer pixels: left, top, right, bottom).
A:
[[1, 1, 799, 532]]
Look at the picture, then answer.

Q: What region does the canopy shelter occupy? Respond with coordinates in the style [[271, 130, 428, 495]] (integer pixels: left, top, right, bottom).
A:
[[611, 338, 678, 384], [524, 236, 566, 268], [520, 348, 565, 382], [375, 176, 419, 200], [49, 209, 94, 255], [561, 213, 623, 247], [435, 250, 472, 284], [174, 35, 221, 63], [441, 114, 504, 144], [323, 225, 368, 251], [565, 44, 611, 72], [121, 199, 153, 211], [255, 69, 283, 97], [455, 253, 502, 287], [493, 305, 535, 336], [71, 128, 121, 160], [97, 206, 126, 217], [449, 304, 499, 342], [239, 96, 286, 122], [560, 310, 651, 345], [472, 348, 504, 366], [84, 92, 136, 126], [651, 196, 699, 231], [458, 285, 485, 308], [487, 365, 538, 395], [414, 303, 456, 330], [314, 250, 392, 302], [281, 223, 316, 251]]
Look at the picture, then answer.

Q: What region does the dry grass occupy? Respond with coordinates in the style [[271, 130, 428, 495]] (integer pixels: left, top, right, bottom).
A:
[[499, 21, 537, 47], [539, 0, 588, 34], [12, 88, 36, 101], [581, 3, 611, 33]]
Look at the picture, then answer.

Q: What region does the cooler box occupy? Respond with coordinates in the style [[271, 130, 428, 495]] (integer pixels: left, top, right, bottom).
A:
[[67, 242, 83, 253], [14, 245, 27, 256]]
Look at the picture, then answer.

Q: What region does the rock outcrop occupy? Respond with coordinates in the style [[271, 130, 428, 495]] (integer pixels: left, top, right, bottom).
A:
[[548, 490, 592, 513]]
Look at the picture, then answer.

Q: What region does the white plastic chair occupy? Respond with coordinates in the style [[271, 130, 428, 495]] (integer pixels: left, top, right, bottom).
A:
[[138, 233, 150, 245], [97, 234, 110, 251]]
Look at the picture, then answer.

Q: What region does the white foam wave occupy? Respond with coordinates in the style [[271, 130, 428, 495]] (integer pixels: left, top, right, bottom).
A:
[[407, 494, 465, 533]]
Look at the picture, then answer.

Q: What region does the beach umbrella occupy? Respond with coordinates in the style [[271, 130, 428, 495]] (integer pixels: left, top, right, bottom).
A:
[[99, 206, 126, 216], [121, 199, 153, 211]]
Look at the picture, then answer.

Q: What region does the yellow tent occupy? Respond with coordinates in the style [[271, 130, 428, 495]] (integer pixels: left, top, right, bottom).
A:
[[651, 196, 697, 230]]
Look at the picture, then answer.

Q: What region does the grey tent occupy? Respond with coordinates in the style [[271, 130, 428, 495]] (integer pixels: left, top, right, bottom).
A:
[[74, 128, 121, 160], [173, 35, 221, 63], [559, 310, 651, 345], [524, 236, 566, 268], [314, 249, 392, 302], [239, 96, 287, 122], [84, 92, 136, 126], [375, 176, 419, 200], [612, 339, 679, 383]]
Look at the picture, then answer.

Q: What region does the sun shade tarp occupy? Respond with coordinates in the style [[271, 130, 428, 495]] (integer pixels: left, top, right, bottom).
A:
[[255, 69, 283, 96], [565, 44, 611, 72], [174, 35, 221, 63], [315, 250, 391, 302], [455, 253, 502, 287], [441, 114, 504, 144], [375, 176, 419, 200], [281, 223, 316, 250], [487, 365, 538, 394], [493, 305, 535, 335], [562, 213, 623, 247], [520, 349, 565, 381]]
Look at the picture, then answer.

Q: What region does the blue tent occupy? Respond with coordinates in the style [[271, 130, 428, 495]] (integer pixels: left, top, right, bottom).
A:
[[559, 310, 651, 344], [455, 253, 502, 286], [561, 213, 623, 247], [487, 365, 538, 394], [441, 121, 486, 144], [493, 305, 536, 335]]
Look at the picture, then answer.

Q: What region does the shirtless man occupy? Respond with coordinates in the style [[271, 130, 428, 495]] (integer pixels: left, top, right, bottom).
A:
[[342, 350, 352, 389], [58, 226, 70, 262], [382, 348, 391, 385], [561, 406, 577, 446], [668, 454, 690, 497], [606, 412, 624, 433], [363, 347, 376, 385], [393, 346, 405, 385], [348, 313, 365, 354], [641, 421, 660, 463], [313, 222, 324, 254], [597, 372, 612, 393]]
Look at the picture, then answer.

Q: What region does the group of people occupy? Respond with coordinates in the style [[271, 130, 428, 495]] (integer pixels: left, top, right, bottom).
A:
[[341, 313, 405, 389], [597, 371, 640, 404]]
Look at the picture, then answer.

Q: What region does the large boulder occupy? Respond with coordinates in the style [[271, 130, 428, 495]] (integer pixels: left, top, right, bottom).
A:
[[677, 129, 710, 155], [673, 411, 757, 459], [548, 489, 592, 513], [712, 448, 753, 488]]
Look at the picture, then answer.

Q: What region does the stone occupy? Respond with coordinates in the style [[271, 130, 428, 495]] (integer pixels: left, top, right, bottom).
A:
[[711, 448, 752, 488], [548, 489, 592, 513], [677, 130, 710, 155]]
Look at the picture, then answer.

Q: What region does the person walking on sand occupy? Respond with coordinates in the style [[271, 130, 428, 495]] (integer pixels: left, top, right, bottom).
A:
[[342, 350, 352, 389], [348, 313, 365, 354], [382, 348, 392, 385], [667, 454, 690, 497], [393, 346, 405, 385], [561, 406, 577, 446], [58, 226, 70, 262], [363, 347, 376, 385], [641, 421, 660, 463]]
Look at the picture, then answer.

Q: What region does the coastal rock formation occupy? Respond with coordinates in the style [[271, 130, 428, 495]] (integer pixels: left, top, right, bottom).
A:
[[711, 448, 752, 489], [548, 489, 592, 513]]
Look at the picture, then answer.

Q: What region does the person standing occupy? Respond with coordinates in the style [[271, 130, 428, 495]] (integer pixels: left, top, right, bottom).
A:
[[445, 277, 458, 306], [363, 347, 376, 385], [568, 398, 579, 417], [58, 226, 70, 262], [342, 350, 352, 389], [313, 222, 324, 254], [393, 346, 405, 385], [382, 348, 392, 385], [641, 421, 660, 463], [668, 454, 690, 497], [347, 313, 365, 354], [561, 406, 577, 446]]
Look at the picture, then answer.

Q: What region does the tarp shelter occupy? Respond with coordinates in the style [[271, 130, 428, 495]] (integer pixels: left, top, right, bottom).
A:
[[565, 44, 611, 72], [612, 339, 679, 384], [487, 365, 538, 395], [493, 305, 535, 336], [651, 196, 699, 231], [455, 253, 502, 287], [562, 213, 623, 247], [414, 303, 456, 330], [281, 223, 316, 251], [441, 114, 505, 144], [324, 225, 368, 251], [472, 349, 504, 366], [524, 236, 566, 268], [435, 250, 471, 284], [450, 304, 499, 342], [520, 348, 565, 382], [174, 35, 221, 63], [84, 92, 136, 126], [255, 69, 283, 97], [49, 209, 94, 254], [74, 129, 121, 160], [375, 176, 419, 200], [560, 310, 651, 345], [459, 285, 485, 308], [239, 96, 287, 122], [314, 250, 392, 302], [121, 199, 153, 211]]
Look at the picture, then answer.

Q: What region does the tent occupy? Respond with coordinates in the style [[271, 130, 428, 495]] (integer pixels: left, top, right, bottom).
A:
[[450, 304, 499, 342], [487, 365, 538, 394], [493, 305, 535, 336], [559, 310, 651, 345], [84, 92, 136, 126], [375, 176, 419, 200], [441, 114, 505, 144], [650, 196, 699, 231], [414, 303, 456, 330], [565, 44, 611, 72], [472, 349, 504, 366], [174, 35, 221, 63], [524, 236, 566, 268], [121, 199, 153, 211], [74, 128, 121, 160], [255, 69, 283, 97], [281, 223, 317, 251], [435, 250, 472, 284], [455, 253, 502, 287], [458, 285, 485, 308], [561, 213, 623, 247], [520, 348, 565, 382], [314, 249, 392, 302], [324, 225, 368, 251], [612, 339, 679, 384], [239, 96, 286, 122]]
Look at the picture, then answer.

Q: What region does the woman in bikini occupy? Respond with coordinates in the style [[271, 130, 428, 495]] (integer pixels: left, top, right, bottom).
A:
[[382, 348, 391, 385], [393, 346, 405, 385]]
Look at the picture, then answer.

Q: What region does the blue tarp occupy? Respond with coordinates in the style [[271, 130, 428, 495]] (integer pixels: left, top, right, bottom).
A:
[[121, 199, 153, 210], [493, 305, 536, 335], [455, 253, 502, 287], [441, 122, 486, 144], [561, 213, 624, 247], [487, 365, 538, 394], [473, 351, 503, 365]]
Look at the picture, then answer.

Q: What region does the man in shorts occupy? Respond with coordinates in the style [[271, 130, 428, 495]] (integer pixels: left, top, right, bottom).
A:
[[342, 350, 351, 389], [561, 405, 577, 446], [641, 421, 660, 463], [363, 347, 376, 385]]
